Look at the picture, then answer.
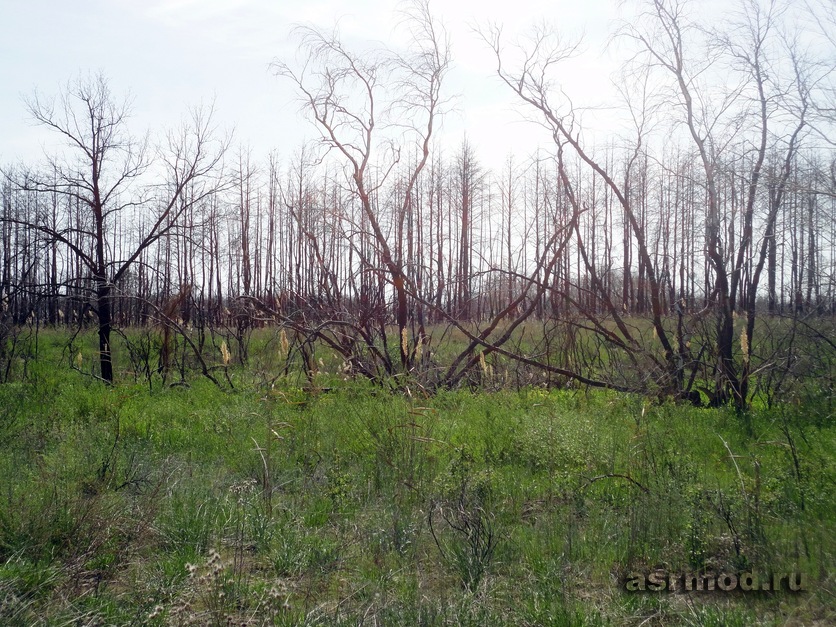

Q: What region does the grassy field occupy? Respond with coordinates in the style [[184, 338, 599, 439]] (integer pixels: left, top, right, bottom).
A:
[[0, 330, 833, 625]]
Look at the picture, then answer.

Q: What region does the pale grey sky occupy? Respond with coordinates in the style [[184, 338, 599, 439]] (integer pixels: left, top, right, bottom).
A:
[[0, 0, 765, 171], [0, 0, 629, 169]]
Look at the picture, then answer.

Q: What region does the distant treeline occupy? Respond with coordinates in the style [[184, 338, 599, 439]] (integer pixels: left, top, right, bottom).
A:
[[2, 141, 833, 328]]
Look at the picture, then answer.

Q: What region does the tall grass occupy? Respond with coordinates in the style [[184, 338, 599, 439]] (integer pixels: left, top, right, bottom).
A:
[[0, 332, 832, 624]]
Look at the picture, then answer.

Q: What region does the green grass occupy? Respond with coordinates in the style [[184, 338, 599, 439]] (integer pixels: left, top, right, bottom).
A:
[[0, 330, 833, 625]]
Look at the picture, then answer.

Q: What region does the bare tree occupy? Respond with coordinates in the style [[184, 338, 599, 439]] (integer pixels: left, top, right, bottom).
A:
[[481, 23, 686, 398], [625, 0, 812, 408], [6, 72, 227, 382], [272, 0, 449, 371]]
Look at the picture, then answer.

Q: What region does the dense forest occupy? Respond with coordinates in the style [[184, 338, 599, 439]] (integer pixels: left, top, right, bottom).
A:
[[1, 0, 835, 410]]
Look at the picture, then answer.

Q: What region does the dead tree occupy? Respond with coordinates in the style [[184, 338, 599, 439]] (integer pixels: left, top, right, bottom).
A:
[[7, 72, 227, 382], [273, 0, 449, 372], [481, 24, 685, 398]]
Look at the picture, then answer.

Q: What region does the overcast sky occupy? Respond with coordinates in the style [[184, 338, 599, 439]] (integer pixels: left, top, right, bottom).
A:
[[0, 0, 759, 171]]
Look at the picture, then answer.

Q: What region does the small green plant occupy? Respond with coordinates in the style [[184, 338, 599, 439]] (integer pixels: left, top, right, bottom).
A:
[[326, 450, 353, 510], [357, 402, 442, 499], [430, 459, 499, 592], [435, 500, 497, 592], [156, 486, 221, 558], [685, 487, 712, 570]]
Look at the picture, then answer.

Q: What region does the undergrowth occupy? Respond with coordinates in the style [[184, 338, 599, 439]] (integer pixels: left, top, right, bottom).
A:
[[0, 333, 833, 625]]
